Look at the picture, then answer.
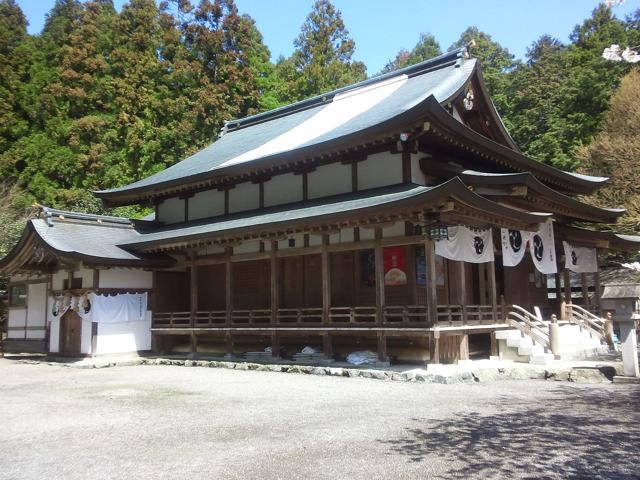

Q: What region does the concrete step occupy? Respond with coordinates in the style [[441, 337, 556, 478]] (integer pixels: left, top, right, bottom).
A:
[[497, 329, 523, 341], [529, 353, 555, 365], [518, 344, 545, 356]]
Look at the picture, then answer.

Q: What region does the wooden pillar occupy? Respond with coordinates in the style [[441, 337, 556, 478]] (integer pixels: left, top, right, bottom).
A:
[[225, 332, 234, 358], [490, 331, 498, 357], [271, 332, 280, 359], [581, 273, 589, 308], [430, 331, 440, 363], [459, 334, 469, 361], [594, 253, 602, 315], [406, 244, 418, 304], [487, 260, 498, 321], [322, 332, 333, 358], [374, 227, 385, 325], [225, 247, 233, 326], [563, 268, 571, 319], [189, 250, 198, 355], [424, 237, 438, 326], [270, 241, 279, 325], [377, 331, 388, 362], [321, 234, 331, 324], [554, 272, 562, 311]]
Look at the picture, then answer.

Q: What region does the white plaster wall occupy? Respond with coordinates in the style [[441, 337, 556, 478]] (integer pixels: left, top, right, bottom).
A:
[[383, 222, 406, 238], [229, 182, 260, 214], [264, 173, 303, 207], [7, 309, 26, 339], [452, 106, 464, 123], [96, 311, 152, 354], [77, 268, 94, 288], [410, 153, 425, 185], [358, 152, 403, 190], [329, 228, 355, 244], [189, 189, 225, 220], [309, 234, 322, 247], [308, 162, 352, 199], [359, 227, 375, 241], [25, 283, 47, 339], [49, 315, 60, 353], [80, 317, 92, 354], [199, 244, 225, 256], [157, 197, 185, 224], [99, 268, 152, 289], [278, 233, 305, 251], [52, 271, 66, 290], [234, 240, 261, 255]]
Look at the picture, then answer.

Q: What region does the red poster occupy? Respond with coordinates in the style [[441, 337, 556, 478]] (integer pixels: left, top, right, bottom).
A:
[[383, 247, 407, 286]]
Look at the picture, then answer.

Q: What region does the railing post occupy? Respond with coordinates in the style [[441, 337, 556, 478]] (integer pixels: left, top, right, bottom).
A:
[[605, 312, 615, 349], [549, 314, 560, 359]]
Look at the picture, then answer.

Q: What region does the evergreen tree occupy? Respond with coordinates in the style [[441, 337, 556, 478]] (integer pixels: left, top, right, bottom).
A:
[[380, 33, 441, 74], [288, 0, 366, 100], [450, 26, 518, 115]]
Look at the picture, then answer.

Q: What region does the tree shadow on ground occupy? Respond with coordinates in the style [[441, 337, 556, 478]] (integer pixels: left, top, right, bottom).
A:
[[381, 385, 640, 479]]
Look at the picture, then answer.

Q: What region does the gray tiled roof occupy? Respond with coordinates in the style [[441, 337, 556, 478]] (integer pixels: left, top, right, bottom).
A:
[[97, 49, 474, 197]]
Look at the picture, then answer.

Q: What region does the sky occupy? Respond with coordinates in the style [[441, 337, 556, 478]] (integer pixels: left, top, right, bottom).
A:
[[15, 0, 639, 74]]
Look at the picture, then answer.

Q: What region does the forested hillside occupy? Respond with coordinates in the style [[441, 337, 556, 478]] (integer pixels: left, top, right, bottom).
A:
[[0, 0, 638, 242]]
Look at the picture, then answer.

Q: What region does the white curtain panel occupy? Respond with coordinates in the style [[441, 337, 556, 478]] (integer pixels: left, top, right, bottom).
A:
[[529, 220, 558, 274], [90, 292, 148, 324], [500, 228, 532, 267], [435, 226, 494, 263], [563, 241, 598, 273]]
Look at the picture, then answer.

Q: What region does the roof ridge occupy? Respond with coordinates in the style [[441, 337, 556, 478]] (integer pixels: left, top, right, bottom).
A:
[[39, 206, 132, 226], [223, 47, 468, 134]]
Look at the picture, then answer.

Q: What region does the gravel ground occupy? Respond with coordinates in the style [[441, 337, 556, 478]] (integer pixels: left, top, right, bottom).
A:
[[0, 360, 639, 480]]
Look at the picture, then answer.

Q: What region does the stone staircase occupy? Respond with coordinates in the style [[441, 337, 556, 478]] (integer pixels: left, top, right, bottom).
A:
[[497, 305, 610, 365]]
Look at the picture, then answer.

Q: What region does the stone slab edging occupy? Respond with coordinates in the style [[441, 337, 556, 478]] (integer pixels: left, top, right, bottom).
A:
[[14, 356, 624, 384]]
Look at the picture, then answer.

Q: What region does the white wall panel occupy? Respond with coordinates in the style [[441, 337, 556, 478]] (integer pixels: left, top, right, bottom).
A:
[[229, 182, 260, 214], [157, 197, 185, 224], [7, 309, 26, 339], [358, 152, 403, 190], [264, 173, 302, 207], [308, 162, 352, 199], [96, 312, 152, 354], [99, 269, 153, 289], [189, 189, 225, 220]]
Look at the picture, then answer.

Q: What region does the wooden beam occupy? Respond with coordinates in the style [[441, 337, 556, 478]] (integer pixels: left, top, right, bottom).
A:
[[374, 227, 385, 325], [271, 332, 280, 358], [321, 234, 331, 324], [459, 334, 469, 361], [424, 237, 438, 326]]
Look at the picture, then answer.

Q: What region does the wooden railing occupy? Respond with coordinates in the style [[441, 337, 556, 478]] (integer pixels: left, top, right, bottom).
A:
[[153, 304, 504, 329], [566, 304, 605, 341], [506, 305, 550, 350]]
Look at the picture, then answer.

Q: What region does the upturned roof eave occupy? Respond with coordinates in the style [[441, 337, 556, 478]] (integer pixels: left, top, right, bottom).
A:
[[421, 97, 608, 195]]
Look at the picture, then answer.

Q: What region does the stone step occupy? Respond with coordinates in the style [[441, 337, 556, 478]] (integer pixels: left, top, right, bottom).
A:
[[495, 329, 522, 341], [518, 344, 545, 357], [529, 353, 555, 365]]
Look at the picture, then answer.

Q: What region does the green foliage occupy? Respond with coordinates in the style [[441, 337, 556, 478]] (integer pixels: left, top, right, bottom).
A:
[[450, 26, 518, 116], [284, 0, 366, 101], [576, 69, 640, 235], [379, 33, 441, 75]]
